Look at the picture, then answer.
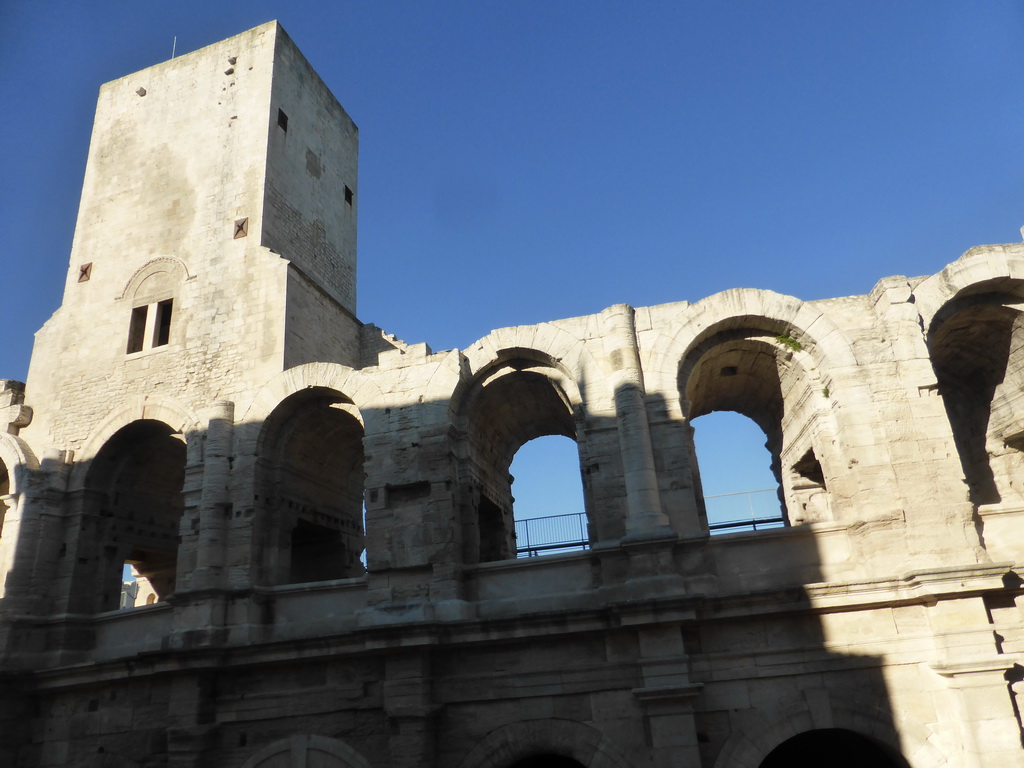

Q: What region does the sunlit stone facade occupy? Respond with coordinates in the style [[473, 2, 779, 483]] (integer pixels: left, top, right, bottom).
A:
[[0, 21, 1022, 768]]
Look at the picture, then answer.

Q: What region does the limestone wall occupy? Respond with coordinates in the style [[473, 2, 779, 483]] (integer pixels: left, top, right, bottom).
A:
[[0, 21, 1022, 768]]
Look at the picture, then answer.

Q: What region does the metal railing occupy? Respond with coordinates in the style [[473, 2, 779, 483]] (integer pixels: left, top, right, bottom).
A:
[[515, 512, 589, 557], [705, 488, 785, 533], [513, 488, 786, 556]]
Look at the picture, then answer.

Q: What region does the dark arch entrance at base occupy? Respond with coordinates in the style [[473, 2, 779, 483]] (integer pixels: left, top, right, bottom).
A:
[[760, 728, 910, 768], [510, 757, 586, 768]]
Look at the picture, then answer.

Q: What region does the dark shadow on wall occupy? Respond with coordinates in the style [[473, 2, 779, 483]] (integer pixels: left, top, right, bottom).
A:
[[81, 419, 187, 611], [256, 387, 365, 584], [673, 329, 916, 766], [0, 375, 998, 768], [929, 297, 1017, 506]]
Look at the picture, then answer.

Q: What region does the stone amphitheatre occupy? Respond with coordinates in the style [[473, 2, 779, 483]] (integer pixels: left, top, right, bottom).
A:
[[0, 20, 1021, 768]]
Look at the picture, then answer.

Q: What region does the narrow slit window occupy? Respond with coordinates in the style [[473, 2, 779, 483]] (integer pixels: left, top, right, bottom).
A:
[[153, 299, 173, 347], [277, 108, 288, 132], [126, 306, 148, 353], [344, 186, 353, 205]]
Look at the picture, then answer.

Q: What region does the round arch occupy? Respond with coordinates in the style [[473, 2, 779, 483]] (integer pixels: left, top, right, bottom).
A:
[[68, 396, 202, 492], [239, 362, 388, 456], [759, 729, 910, 768], [455, 348, 592, 563], [643, 288, 859, 401], [670, 294, 846, 527], [458, 719, 636, 768], [911, 244, 1024, 334], [459, 321, 602, 413], [457, 350, 584, 443], [0, 432, 39, 600], [916, 255, 1024, 509], [116, 256, 191, 302], [711, 693, 947, 768], [239, 734, 372, 768], [255, 385, 367, 583], [80, 418, 188, 608], [0, 431, 38, 497]]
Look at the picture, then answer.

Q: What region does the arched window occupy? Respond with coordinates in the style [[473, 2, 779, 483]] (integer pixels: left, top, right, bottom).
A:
[[83, 420, 186, 612], [929, 289, 1024, 507], [120, 259, 187, 354], [259, 389, 365, 583], [459, 357, 588, 563], [681, 327, 833, 529], [510, 435, 588, 556]]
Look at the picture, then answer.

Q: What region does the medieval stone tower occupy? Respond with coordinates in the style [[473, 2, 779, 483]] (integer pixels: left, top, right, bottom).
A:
[[1, 20, 1023, 768]]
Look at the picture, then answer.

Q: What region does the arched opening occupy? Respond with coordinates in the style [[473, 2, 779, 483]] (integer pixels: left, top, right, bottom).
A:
[[239, 734, 372, 768], [84, 420, 186, 612], [510, 435, 588, 556], [929, 290, 1024, 506], [691, 411, 784, 532], [259, 389, 365, 584], [460, 358, 586, 563], [759, 728, 909, 768], [681, 329, 832, 529], [509, 757, 585, 768]]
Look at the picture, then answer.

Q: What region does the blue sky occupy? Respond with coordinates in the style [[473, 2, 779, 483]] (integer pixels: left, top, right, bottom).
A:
[[3, 2, 1024, 512]]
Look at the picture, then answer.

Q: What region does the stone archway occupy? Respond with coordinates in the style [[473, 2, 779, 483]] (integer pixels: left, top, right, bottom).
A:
[[458, 719, 635, 768], [759, 728, 910, 768], [77, 418, 188, 612], [712, 691, 949, 768], [257, 388, 366, 584], [456, 354, 588, 563], [239, 734, 372, 768]]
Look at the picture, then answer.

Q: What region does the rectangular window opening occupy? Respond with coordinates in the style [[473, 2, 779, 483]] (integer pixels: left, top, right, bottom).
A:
[[344, 185, 353, 205], [277, 108, 288, 132], [154, 299, 173, 347], [126, 306, 148, 354]]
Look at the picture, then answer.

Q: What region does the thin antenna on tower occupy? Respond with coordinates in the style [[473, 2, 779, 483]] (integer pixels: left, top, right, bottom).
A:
[[171, 36, 177, 59]]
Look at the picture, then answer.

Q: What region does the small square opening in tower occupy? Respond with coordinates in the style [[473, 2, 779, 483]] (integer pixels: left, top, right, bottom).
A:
[[277, 108, 288, 132]]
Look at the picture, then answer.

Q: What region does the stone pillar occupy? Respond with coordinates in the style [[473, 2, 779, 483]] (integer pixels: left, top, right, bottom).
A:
[[22, 451, 73, 615], [924, 579, 1024, 768], [383, 651, 436, 768], [602, 304, 672, 538], [166, 673, 219, 768], [192, 400, 234, 590], [935, 663, 1024, 768], [0, 494, 20, 594], [876, 277, 985, 561], [632, 624, 702, 768], [170, 402, 233, 649]]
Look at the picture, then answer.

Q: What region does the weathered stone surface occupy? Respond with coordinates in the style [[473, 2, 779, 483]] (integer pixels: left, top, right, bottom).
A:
[[0, 20, 1022, 768]]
